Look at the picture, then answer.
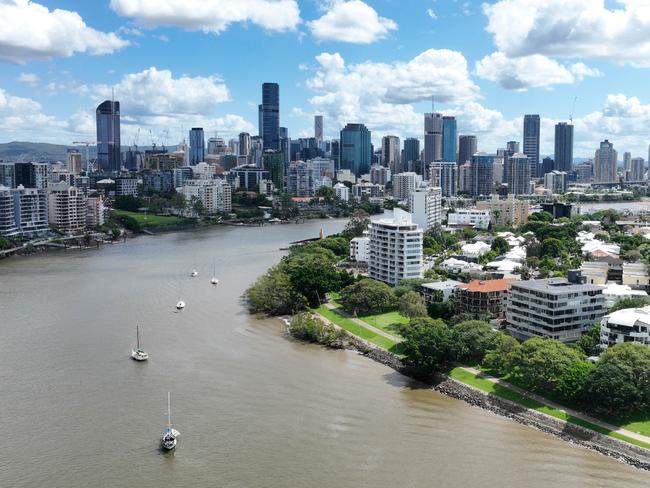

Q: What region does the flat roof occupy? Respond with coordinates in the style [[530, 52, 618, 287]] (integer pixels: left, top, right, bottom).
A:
[[511, 278, 603, 293]]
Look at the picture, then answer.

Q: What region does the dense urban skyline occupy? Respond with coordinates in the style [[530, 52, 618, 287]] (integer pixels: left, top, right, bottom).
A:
[[1, 1, 650, 157]]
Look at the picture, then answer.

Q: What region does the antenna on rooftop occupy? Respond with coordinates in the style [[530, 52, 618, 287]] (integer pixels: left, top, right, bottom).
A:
[[431, 96, 435, 113], [570, 96, 578, 124]]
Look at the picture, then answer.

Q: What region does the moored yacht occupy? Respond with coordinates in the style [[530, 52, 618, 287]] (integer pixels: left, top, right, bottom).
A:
[[161, 392, 178, 451], [131, 325, 148, 361]]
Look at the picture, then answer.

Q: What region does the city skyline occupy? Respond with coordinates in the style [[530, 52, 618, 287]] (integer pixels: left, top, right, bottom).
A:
[[0, 1, 650, 157]]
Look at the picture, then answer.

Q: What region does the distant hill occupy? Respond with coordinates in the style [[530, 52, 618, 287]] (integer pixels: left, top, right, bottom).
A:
[[0, 142, 98, 163]]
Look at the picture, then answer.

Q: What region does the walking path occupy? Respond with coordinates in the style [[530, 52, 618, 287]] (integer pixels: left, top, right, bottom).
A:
[[459, 365, 650, 446], [323, 303, 401, 342]]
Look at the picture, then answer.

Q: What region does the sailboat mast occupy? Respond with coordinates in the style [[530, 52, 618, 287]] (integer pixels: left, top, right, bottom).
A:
[[136, 325, 140, 350], [167, 391, 172, 428]]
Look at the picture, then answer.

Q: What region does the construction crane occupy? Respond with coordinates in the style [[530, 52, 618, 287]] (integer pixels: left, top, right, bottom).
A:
[[569, 96, 578, 124], [72, 141, 96, 173], [132, 128, 141, 151]]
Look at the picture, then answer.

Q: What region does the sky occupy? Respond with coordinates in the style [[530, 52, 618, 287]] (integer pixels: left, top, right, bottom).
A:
[[1, 0, 650, 159]]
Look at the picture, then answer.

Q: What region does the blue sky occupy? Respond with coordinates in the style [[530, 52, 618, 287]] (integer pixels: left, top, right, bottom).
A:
[[1, 0, 650, 158]]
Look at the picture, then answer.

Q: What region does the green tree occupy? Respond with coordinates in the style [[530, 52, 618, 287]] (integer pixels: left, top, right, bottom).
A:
[[529, 211, 554, 223], [491, 236, 509, 255], [315, 185, 335, 203], [450, 320, 498, 362], [481, 334, 520, 376], [540, 237, 563, 258], [508, 338, 586, 394], [114, 195, 142, 212], [339, 279, 396, 315], [289, 312, 348, 348], [244, 266, 308, 316], [575, 324, 602, 356], [192, 198, 205, 217], [401, 317, 453, 378], [399, 291, 428, 319], [170, 192, 186, 214], [608, 297, 650, 313], [556, 360, 594, 404], [116, 214, 141, 232], [584, 343, 650, 416], [282, 252, 344, 307], [342, 209, 371, 239], [314, 236, 350, 257], [427, 300, 455, 321]]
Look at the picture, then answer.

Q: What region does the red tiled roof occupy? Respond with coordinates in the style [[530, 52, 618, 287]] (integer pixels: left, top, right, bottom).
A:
[[457, 278, 518, 293]]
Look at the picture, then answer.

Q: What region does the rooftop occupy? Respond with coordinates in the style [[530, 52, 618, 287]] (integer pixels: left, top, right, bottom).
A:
[[606, 306, 650, 327], [422, 280, 463, 291], [458, 278, 517, 293], [511, 278, 603, 294]]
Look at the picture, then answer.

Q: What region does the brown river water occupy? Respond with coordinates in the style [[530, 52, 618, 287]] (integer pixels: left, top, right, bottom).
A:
[[0, 219, 647, 487]]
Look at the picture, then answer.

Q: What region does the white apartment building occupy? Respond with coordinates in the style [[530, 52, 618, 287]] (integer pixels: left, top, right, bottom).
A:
[[392, 172, 419, 202], [447, 209, 491, 230], [181, 179, 232, 214], [336, 169, 357, 185], [506, 278, 607, 342], [368, 209, 423, 285], [370, 165, 391, 186], [544, 171, 568, 194], [47, 181, 87, 233], [349, 235, 370, 262], [476, 194, 529, 227], [333, 182, 349, 202], [86, 196, 106, 227], [351, 182, 384, 200], [408, 186, 442, 232], [600, 306, 650, 350]]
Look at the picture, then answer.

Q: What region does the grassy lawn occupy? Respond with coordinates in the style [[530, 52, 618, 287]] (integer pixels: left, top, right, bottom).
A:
[[314, 304, 402, 353], [610, 416, 650, 438], [359, 310, 409, 337], [113, 209, 191, 228], [448, 367, 650, 450]]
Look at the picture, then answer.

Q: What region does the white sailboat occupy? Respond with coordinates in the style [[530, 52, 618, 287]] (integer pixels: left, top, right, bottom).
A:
[[176, 275, 185, 309], [190, 269, 198, 278], [210, 260, 219, 285], [131, 325, 149, 361], [176, 300, 186, 310], [161, 392, 179, 451]]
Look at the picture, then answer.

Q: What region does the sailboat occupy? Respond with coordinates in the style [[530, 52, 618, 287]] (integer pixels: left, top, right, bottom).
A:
[[190, 269, 198, 278], [161, 392, 179, 451], [210, 260, 219, 285], [131, 325, 148, 361], [176, 300, 186, 310]]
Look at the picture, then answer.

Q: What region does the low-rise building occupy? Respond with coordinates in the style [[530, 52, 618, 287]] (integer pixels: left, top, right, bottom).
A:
[[600, 306, 650, 350], [580, 261, 610, 285], [544, 170, 568, 194], [47, 181, 87, 233], [368, 209, 423, 285], [142, 169, 174, 194], [349, 235, 370, 262], [476, 194, 529, 227], [455, 278, 517, 319], [421, 280, 462, 304], [506, 278, 606, 342], [351, 182, 384, 200], [336, 169, 356, 185], [460, 241, 492, 260], [447, 209, 491, 230], [622, 262, 649, 289], [601, 282, 648, 308]]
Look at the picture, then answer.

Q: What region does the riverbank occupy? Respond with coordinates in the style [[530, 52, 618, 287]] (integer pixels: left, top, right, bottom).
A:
[[303, 312, 650, 472]]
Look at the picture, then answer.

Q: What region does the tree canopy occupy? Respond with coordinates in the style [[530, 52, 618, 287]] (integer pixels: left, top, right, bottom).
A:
[[339, 279, 396, 315], [399, 291, 428, 319], [401, 317, 453, 378]]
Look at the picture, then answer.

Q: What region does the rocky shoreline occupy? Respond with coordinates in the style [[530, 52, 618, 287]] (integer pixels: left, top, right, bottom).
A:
[[327, 326, 650, 472]]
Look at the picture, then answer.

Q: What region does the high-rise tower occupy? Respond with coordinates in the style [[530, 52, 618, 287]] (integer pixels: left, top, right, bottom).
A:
[[96, 100, 121, 172], [261, 83, 280, 151], [523, 114, 540, 178]]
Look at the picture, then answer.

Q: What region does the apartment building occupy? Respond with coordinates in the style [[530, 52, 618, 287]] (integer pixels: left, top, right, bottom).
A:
[[181, 179, 232, 214], [476, 194, 529, 227], [600, 306, 650, 350], [47, 181, 87, 233], [447, 209, 491, 230], [368, 209, 423, 285], [506, 278, 606, 342], [455, 278, 516, 320], [408, 186, 442, 232]]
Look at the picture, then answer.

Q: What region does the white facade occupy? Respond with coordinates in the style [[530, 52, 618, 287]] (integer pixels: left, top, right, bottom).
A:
[[333, 182, 349, 202], [368, 209, 423, 285], [622, 262, 649, 288], [47, 181, 87, 233], [601, 282, 648, 308], [476, 195, 529, 227], [601, 306, 650, 349], [86, 196, 106, 227], [392, 172, 419, 202], [544, 171, 567, 194], [181, 179, 232, 214], [349, 236, 370, 262], [408, 186, 442, 232], [336, 169, 357, 185], [447, 209, 491, 230], [351, 182, 383, 200]]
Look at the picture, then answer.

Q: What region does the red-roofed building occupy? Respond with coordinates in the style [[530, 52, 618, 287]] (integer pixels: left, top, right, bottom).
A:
[[455, 278, 518, 320]]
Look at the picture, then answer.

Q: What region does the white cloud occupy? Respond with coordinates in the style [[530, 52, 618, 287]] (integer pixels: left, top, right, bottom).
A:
[[91, 67, 230, 117], [110, 0, 300, 34], [308, 0, 397, 44], [0, 87, 68, 141], [306, 49, 478, 139], [17, 72, 39, 85], [483, 0, 650, 67], [0, 0, 128, 63], [475, 52, 601, 90], [426, 8, 437, 20]]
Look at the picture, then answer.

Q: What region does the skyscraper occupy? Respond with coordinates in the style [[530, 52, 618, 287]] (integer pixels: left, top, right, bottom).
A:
[[523, 114, 540, 178], [261, 82, 280, 151], [424, 113, 443, 164], [429, 161, 458, 197], [506, 141, 520, 154], [594, 140, 618, 183], [403, 138, 420, 167], [340, 123, 372, 177], [469, 154, 494, 197], [382, 135, 400, 173], [505, 153, 530, 195], [239, 132, 251, 157], [458, 135, 477, 165], [314, 115, 323, 144], [279, 127, 290, 168], [442, 116, 457, 162], [554, 122, 574, 173], [96, 100, 121, 172], [628, 157, 645, 182], [189, 128, 205, 165]]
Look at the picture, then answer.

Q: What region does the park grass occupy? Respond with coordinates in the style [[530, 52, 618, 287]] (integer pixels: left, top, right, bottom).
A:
[[359, 310, 409, 337], [314, 304, 402, 353], [448, 367, 650, 450], [611, 416, 650, 438], [112, 209, 191, 228]]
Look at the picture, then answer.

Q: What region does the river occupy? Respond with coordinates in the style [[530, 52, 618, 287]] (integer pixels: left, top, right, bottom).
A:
[[0, 219, 647, 487]]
